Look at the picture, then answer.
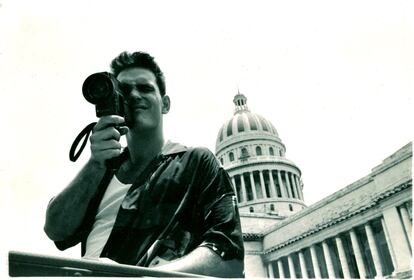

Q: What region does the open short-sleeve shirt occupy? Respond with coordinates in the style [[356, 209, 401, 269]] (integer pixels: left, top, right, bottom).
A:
[[54, 141, 244, 266]]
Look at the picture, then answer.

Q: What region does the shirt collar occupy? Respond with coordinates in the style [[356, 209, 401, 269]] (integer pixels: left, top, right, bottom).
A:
[[160, 140, 188, 156]]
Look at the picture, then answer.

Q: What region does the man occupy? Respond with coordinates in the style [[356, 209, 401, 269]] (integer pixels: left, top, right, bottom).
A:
[[44, 51, 244, 277]]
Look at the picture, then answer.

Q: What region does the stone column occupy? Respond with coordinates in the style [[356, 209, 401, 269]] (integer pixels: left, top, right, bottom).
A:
[[382, 206, 412, 275], [310, 245, 321, 279], [399, 205, 412, 245], [349, 229, 367, 278], [288, 255, 296, 279], [268, 262, 274, 278], [335, 236, 351, 279], [284, 171, 293, 198], [231, 177, 237, 201], [290, 173, 299, 199], [322, 241, 335, 278], [249, 172, 257, 199], [240, 174, 247, 202], [259, 170, 268, 198], [294, 175, 300, 199], [295, 176, 303, 200], [277, 170, 287, 198], [268, 170, 277, 198], [381, 217, 397, 270], [298, 251, 308, 279], [365, 223, 383, 278], [278, 259, 285, 279]]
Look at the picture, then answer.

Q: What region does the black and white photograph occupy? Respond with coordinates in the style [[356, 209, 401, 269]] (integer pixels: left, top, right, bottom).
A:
[[1, 0, 412, 278]]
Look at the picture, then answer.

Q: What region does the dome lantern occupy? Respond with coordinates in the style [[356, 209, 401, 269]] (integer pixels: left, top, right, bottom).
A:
[[233, 91, 249, 113]]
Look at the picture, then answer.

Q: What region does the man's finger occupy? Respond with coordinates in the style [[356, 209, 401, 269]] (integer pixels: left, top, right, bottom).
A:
[[93, 115, 125, 132]]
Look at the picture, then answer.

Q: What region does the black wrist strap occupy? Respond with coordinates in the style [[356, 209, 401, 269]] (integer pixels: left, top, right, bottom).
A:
[[69, 122, 97, 162]]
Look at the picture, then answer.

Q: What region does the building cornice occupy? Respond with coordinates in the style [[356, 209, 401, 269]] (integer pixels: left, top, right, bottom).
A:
[[216, 134, 285, 154], [243, 233, 264, 241], [263, 180, 412, 255], [225, 158, 301, 174]]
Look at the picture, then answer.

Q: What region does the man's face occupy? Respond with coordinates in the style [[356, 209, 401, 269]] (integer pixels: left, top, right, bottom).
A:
[[117, 67, 169, 131]]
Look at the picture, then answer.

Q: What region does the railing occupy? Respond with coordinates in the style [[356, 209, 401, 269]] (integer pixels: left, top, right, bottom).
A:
[[9, 251, 207, 277]]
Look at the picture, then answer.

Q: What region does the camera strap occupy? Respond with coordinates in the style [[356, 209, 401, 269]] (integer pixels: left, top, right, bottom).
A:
[[69, 122, 97, 162]]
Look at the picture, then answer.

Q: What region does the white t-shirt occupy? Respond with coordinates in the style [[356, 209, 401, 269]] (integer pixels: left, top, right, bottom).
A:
[[83, 175, 131, 259]]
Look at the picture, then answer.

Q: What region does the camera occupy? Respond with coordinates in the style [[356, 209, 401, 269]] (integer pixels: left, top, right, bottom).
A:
[[82, 72, 125, 117]]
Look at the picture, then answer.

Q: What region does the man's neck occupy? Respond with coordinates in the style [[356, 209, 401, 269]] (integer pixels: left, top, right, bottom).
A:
[[116, 130, 165, 184], [126, 129, 165, 166]]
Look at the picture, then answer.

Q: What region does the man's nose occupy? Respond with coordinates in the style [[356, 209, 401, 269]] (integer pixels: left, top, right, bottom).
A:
[[126, 87, 143, 101]]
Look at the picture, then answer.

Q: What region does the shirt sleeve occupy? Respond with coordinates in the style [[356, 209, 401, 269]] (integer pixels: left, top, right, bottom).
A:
[[192, 148, 244, 261]]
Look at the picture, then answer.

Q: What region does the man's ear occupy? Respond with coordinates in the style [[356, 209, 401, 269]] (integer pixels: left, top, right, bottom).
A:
[[161, 95, 170, 114]]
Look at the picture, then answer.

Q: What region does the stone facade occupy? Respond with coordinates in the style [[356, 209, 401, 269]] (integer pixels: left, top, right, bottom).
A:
[[215, 94, 412, 278], [263, 143, 412, 279]]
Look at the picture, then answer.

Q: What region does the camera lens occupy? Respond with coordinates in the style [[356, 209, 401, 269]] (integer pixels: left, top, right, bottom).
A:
[[83, 73, 113, 104]]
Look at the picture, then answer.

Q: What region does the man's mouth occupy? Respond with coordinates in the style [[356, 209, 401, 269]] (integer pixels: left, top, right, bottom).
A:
[[127, 104, 148, 111]]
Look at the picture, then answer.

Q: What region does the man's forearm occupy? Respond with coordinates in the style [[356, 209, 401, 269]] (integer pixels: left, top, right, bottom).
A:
[[155, 246, 244, 278], [44, 159, 106, 241]]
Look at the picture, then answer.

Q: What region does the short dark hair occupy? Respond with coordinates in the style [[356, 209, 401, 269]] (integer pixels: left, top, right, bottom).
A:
[[110, 51, 166, 96]]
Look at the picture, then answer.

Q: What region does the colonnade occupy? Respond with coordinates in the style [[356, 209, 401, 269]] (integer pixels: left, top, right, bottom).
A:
[[231, 169, 303, 203], [267, 203, 412, 278]]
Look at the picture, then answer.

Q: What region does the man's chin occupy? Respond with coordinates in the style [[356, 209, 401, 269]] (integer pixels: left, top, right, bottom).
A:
[[125, 116, 134, 128]]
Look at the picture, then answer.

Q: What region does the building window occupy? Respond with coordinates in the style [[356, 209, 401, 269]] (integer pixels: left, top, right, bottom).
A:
[[249, 207, 254, 213], [289, 204, 293, 211], [240, 147, 249, 159], [256, 146, 262, 156], [229, 152, 234, 162], [269, 147, 274, 155], [220, 158, 223, 165], [279, 150, 283, 156], [270, 204, 275, 211]]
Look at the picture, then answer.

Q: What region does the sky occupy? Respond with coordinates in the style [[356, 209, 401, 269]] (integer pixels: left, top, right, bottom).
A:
[[0, 0, 413, 276]]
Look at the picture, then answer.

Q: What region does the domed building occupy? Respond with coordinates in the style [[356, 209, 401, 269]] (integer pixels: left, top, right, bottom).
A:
[[215, 93, 412, 279], [215, 92, 307, 276], [216, 93, 305, 215]]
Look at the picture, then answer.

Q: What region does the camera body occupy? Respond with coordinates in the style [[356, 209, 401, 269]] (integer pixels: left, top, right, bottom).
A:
[[82, 72, 125, 117]]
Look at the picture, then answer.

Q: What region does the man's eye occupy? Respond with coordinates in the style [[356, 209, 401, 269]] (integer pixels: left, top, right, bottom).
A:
[[137, 84, 154, 93], [118, 83, 154, 95]]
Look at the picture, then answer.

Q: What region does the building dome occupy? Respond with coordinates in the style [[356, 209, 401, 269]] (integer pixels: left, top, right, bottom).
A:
[[215, 93, 305, 222], [216, 93, 282, 154], [216, 93, 279, 144]]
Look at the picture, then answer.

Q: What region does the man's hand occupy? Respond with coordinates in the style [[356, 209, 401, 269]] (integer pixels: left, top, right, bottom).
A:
[[89, 115, 129, 168], [154, 246, 244, 278]]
